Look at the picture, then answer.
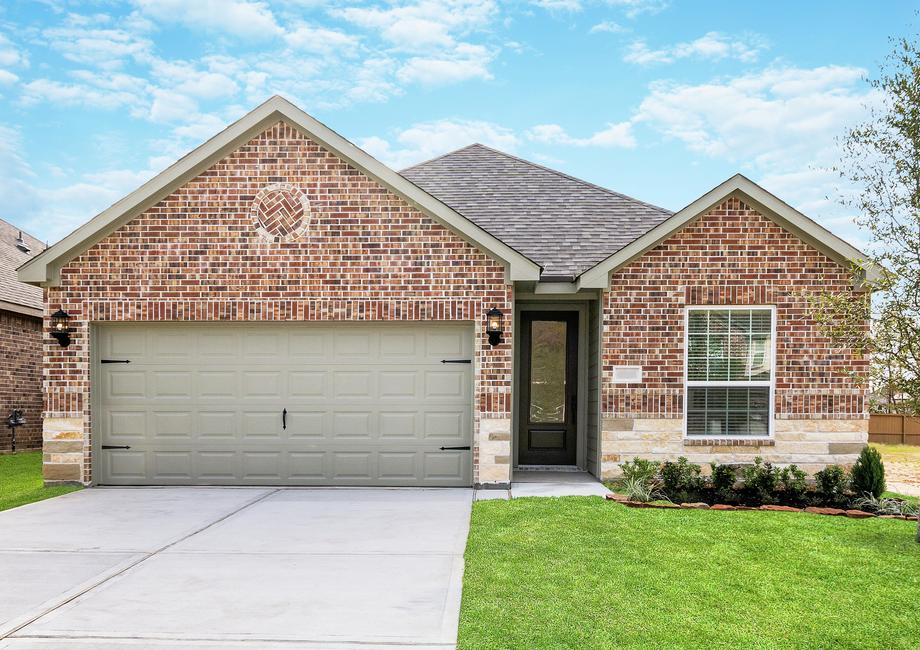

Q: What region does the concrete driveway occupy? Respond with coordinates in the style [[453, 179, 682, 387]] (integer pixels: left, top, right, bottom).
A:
[[0, 487, 472, 649]]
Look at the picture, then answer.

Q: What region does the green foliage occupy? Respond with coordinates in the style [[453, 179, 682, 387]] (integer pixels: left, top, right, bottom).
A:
[[0, 452, 81, 512], [741, 457, 780, 504], [851, 446, 887, 498], [709, 462, 737, 501], [779, 464, 808, 502], [853, 494, 918, 516], [815, 465, 850, 506], [807, 35, 920, 415], [660, 457, 704, 502], [619, 457, 660, 484], [621, 475, 665, 503]]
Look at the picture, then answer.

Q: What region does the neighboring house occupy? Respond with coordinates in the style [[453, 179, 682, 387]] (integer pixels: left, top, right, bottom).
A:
[[0, 219, 45, 451], [19, 97, 873, 486]]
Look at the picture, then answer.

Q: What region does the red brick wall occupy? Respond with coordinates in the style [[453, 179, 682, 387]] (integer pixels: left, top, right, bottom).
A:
[[0, 310, 43, 450], [45, 120, 513, 483], [602, 196, 868, 420]]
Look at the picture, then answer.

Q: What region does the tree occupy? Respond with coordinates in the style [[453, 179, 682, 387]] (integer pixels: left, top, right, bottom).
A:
[[808, 34, 920, 542]]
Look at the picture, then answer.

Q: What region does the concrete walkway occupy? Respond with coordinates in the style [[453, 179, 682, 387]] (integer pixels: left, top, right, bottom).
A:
[[475, 470, 611, 500], [0, 487, 472, 649]]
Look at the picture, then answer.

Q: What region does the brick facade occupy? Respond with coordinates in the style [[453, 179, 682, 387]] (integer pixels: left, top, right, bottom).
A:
[[0, 310, 43, 451], [600, 197, 869, 477], [43, 121, 513, 485]]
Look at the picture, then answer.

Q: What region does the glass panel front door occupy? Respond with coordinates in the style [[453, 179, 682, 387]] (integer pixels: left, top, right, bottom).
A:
[[519, 311, 578, 466]]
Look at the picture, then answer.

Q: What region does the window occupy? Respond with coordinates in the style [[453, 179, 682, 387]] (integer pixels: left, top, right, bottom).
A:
[[685, 307, 773, 437]]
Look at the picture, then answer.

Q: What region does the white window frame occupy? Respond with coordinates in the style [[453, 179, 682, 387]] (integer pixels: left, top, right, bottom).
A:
[[683, 305, 776, 439]]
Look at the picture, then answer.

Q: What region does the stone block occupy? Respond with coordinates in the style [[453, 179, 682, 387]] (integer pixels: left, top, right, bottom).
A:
[[43, 462, 81, 482]]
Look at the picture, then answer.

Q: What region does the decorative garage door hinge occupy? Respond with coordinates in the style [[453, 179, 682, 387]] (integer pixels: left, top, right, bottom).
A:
[[101, 445, 131, 450], [101, 359, 131, 364], [440, 359, 471, 364], [439, 446, 471, 451]]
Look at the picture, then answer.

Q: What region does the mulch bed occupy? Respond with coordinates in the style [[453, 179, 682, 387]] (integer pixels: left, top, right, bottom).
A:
[[605, 493, 919, 520]]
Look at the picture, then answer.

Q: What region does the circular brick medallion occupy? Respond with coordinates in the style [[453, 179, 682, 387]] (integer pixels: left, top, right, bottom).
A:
[[250, 183, 311, 242]]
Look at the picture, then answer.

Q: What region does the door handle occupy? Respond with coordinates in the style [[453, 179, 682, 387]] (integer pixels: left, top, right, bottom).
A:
[[282, 408, 287, 430]]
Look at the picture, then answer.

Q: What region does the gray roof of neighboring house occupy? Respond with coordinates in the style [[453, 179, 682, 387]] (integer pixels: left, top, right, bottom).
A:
[[0, 219, 44, 312], [400, 144, 673, 280]]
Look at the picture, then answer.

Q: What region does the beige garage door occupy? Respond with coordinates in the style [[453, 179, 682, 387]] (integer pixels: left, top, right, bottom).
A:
[[96, 323, 473, 486]]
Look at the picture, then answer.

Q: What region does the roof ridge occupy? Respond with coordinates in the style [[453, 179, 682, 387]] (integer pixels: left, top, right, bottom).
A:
[[398, 143, 482, 174], [464, 143, 673, 215]]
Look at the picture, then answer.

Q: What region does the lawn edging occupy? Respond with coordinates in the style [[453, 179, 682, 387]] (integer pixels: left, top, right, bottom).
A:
[[605, 492, 919, 520]]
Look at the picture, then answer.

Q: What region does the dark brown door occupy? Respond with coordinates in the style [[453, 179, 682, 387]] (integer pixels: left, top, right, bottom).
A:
[[518, 311, 578, 466]]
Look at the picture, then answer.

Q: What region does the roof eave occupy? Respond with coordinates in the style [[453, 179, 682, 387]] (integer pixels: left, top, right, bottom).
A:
[[577, 174, 879, 291], [19, 96, 541, 287]]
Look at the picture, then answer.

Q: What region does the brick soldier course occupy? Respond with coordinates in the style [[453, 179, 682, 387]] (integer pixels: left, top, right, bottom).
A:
[[19, 96, 874, 486]]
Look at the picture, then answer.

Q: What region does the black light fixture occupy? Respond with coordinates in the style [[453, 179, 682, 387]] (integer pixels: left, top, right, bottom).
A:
[[50, 309, 73, 348], [486, 307, 504, 346]]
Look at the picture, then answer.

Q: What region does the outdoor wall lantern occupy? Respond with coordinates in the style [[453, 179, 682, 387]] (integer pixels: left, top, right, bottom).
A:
[[486, 307, 504, 346], [50, 309, 73, 348]]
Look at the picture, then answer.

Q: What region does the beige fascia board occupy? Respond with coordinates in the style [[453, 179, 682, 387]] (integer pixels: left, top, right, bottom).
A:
[[19, 95, 541, 286], [577, 173, 879, 290], [0, 301, 42, 318]]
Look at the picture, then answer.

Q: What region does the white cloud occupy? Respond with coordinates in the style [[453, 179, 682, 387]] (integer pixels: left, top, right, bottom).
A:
[[20, 78, 141, 110], [624, 31, 767, 65], [397, 44, 494, 85], [133, 0, 282, 38], [605, 0, 670, 18], [148, 88, 199, 123], [0, 33, 27, 67], [360, 118, 519, 169], [284, 24, 362, 56], [634, 64, 877, 242], [336, 0, 497, 52], [589, 21, 627, 34], [0, 70, 18, 84], [149, 59, 240, 100], [527, 121, 636, 148], [531, 0, 583, 11], [43, 25, 152, 68]]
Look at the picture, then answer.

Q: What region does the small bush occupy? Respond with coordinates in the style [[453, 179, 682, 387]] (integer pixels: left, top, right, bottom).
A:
[[661, 457, 704, 502], [779, 465, 808, 502], [815, 465, 850, 506], [622, 475, 665, 503], [619, 458, 660, 484], [850, 446, 886, 498], [740, 457, 780, 504], [852, 494, 918, 516], [709, 463, 737, 501]]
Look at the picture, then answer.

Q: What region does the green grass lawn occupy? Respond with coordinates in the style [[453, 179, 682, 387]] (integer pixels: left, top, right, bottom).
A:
[[459, 497, 920, 649], [0, 451, 81, 512]]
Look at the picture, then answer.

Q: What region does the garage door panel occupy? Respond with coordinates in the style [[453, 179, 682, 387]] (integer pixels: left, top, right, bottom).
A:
[[97, 324, 472, 486]]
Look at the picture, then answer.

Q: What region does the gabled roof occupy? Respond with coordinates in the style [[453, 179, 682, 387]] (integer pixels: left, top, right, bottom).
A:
[[18, 96, 541, 286], [577, 173, 879, 289], [401, 144, 672, 280], [0, 218, 44, 316]]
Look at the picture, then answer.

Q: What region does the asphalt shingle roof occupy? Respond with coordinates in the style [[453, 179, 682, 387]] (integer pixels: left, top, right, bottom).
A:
[[0, 218, 44, 311], [400, 144, 673, 280]]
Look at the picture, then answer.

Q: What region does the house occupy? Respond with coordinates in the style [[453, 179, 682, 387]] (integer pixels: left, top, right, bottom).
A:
[[19, 96, 872, 487], [1, 219, 45, 451]]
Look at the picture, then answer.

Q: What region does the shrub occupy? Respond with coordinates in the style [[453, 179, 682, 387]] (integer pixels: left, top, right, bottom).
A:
[[850, 446, 886, 498], [815, 465, 850, 506], [741, 457, 780, 504], [779, 465, 808, 502], [709, 463, 737, 501], [661, 457, 704, 502], [619, 458, 660, 484], [621, 475, 665, 503]]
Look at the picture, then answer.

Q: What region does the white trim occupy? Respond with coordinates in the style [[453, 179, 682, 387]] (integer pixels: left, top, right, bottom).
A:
[[18, 95, 541, 287], [577, 174, 881, 290], [682, 305, 777, 440], [0, 301, 42, 318]]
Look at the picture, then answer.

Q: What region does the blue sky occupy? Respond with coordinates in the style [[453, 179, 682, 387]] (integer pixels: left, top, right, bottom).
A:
[[0, 1, 914, 247]]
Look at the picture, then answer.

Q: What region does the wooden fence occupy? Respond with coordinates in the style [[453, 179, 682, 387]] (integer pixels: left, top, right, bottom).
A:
[[868, 414, 920, 446]]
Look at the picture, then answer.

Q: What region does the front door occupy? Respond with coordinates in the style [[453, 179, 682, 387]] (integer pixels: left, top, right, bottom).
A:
[[518, 311, 578, 466]]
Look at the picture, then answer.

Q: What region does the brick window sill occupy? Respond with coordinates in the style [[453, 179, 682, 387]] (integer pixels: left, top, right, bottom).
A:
[[683, 438, 775, 447]]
